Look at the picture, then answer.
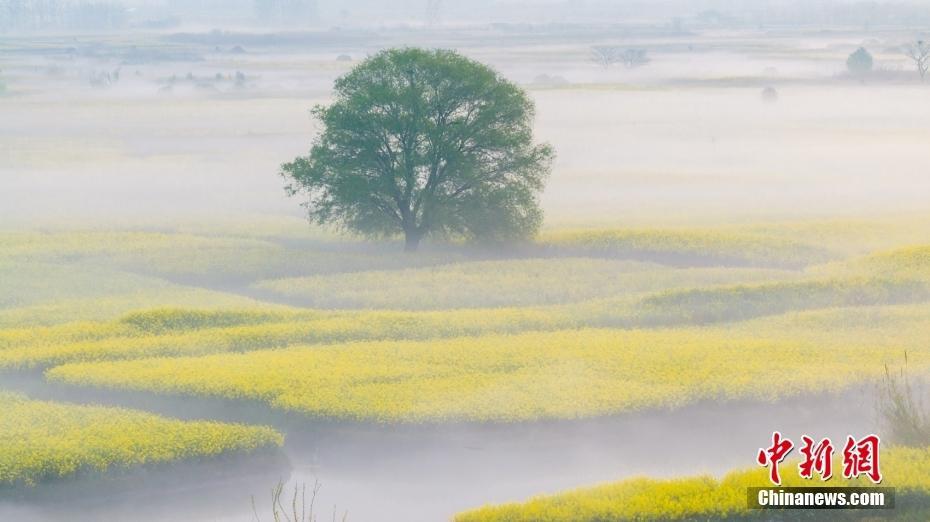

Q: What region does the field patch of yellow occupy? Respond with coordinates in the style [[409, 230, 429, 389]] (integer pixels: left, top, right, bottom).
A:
[[0, 304, 596, 369], [4, 255, 928, 370], [539, 227, 835, 268], [863, 245, 930, 279], [0, 392, 283, 487], [45, 317, 930, 422], [254, 259, 794, 309], [0, 230, 464, 287], [455, 446, 930, 521]]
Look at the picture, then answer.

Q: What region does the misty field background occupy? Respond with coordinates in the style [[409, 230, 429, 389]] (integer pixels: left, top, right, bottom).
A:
[[2, 11, 930, 522]]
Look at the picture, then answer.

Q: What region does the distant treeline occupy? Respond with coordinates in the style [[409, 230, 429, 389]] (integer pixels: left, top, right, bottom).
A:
[[0, 0, 318, 32], [0, 0, 128, 32], [2, 0, 930, 33], [691, 0, 930, 29]]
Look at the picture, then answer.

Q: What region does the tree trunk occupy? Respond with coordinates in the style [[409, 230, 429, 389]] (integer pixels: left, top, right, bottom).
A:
[[404, 230, 421, 252]]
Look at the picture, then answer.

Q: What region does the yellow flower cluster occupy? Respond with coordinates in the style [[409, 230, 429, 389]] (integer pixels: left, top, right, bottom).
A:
[[539, 227, 835, 268], [455, 446, 930, 521], [46, 315, 930, 422], [2, 223, 927, 494], [0, 392, 283, 486], [0, 304, 591, 369], [8, 239, 930, 370], [639, 276, 930, 325], [865, 244, 930, 278], [254, 259, 793, 310], [3, 268, 928, 371], [118, 307, 309, 334]]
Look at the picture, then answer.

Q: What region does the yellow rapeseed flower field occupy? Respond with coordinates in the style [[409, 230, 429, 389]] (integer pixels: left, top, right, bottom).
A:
[[46, 315, 930, 422], [538, 227, 835, 268], [0, 225, 927, 493], [455, 446, 930, 521], [5, 239, 928, 369], [253, 259, 795, 309], [4, 284, 925, 371], [0, 305, 596, 368], [0, 392, 283, 487]]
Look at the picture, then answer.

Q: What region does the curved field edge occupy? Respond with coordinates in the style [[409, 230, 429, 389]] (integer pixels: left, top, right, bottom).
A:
[[538, 227, 838, 268], [0, 392, 283, 487], [455, 446, 930, 521], [43, 310, 930, 422], [3, 272, 928, 369], [250, 260, 797, 310]]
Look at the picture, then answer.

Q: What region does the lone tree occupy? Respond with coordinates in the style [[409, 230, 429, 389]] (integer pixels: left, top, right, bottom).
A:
[[904, 40, 930, 81], [591, 46, 623, 68], [620, 48, 650, 69], [846, 47, 873, 76], [282, 48, 553, 252]]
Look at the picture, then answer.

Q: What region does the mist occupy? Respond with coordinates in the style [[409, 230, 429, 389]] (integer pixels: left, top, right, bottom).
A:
[[2, 1, 930, 521]]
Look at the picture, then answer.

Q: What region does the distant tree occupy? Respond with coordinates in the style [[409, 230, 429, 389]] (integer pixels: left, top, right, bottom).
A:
[[761, 86, 778, 103], [0, 0, 127, 31], [426, 0, 442, 26], [591, 46, 623, 69], [904, 40, 930, 81], [620, 48, 650, 69], [846, 47, 873, 76], [281, 48, 554, 252], [591, 47, 650, 69], [533, 73, 569, 87]]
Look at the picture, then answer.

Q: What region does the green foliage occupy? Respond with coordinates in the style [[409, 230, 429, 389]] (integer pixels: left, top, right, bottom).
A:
[[847, 47, 874, 75], [282, 48, 554, 250], [879, 354, 930, 447]]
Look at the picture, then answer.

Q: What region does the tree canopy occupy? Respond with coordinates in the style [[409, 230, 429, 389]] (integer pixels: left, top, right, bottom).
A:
[[846, 47, 873, 76], [281, 48, 554, 251]]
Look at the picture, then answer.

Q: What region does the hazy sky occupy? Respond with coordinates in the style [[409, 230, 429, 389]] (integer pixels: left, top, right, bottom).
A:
[[6, 0, 930, 31]]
